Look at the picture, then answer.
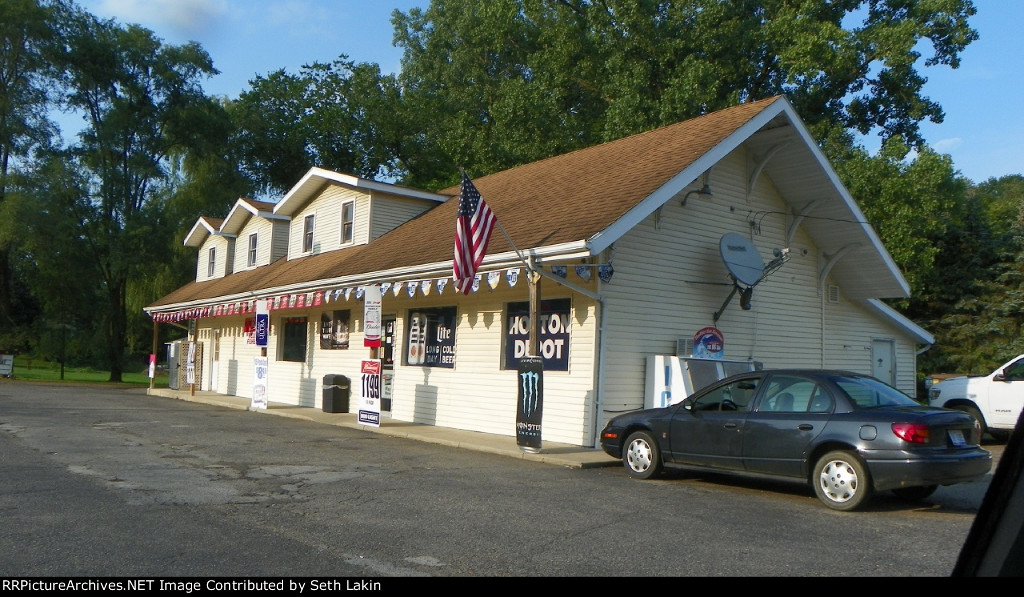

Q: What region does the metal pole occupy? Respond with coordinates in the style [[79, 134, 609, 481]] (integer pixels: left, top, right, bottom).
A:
[[150, 319, 158, 390]]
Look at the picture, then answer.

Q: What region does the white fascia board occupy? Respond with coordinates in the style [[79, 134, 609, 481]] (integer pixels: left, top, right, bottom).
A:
[[183, 218, 218, 247], [588, 101, 790, 256], [863, 298, 934, 346], [222, 202, 289, 235], [275, 167, 449, 217]]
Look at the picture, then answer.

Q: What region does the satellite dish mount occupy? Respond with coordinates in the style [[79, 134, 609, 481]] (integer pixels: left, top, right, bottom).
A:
[[713, 233, 789, 323]]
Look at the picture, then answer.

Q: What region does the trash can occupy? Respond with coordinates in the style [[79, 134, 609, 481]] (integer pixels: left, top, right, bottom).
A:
[[322, 374, 350, 413]]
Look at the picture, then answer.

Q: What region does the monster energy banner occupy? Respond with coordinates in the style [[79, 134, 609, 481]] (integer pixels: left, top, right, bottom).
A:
[[516, 355, 544, 452]]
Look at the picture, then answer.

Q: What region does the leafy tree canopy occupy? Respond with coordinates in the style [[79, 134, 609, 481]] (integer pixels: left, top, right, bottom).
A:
[[390, 0, 978, 187]]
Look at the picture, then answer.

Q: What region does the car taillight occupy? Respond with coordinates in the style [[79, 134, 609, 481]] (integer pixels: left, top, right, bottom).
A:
[[892, 423, 930, 443]]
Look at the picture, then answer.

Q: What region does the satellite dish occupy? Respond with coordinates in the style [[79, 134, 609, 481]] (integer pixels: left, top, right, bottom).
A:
[[719, 233, 765, 286]]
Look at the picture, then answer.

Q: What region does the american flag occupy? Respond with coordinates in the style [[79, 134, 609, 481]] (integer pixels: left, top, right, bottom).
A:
[[453, 173, 497, 294]]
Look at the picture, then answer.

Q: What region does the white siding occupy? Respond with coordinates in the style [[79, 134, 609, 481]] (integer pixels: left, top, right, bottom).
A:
[[369, 192, 437, 240], [822, 292, 919, 394], [287, 185, 366, 258], [231, 218, 275, 272], [285, 184, 438, 260], [594, 146, 919, 432], [195, 235, 233, 281], [191, 278, 599, 446]]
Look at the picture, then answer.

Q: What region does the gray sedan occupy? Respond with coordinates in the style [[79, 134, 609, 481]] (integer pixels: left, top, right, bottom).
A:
[[600, 369, 992, 511]]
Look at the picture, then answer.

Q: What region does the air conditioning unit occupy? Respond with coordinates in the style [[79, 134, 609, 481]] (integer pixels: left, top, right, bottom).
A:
[[676, 338, 694, 357]]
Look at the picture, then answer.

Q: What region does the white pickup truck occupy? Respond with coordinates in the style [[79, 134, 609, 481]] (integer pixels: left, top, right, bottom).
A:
[[927, 354, 1024, 441]]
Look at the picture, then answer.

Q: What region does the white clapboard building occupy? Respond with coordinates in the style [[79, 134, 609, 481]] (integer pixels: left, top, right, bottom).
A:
[[145, 96, 932, 448]]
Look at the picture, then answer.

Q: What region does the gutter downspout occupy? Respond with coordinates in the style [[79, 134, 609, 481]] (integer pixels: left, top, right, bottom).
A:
[[591, 294, 606, 448]]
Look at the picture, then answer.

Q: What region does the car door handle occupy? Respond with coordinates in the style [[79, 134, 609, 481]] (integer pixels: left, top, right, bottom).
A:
[[723, 423, 738, 429], [798, 424, 814, 431]]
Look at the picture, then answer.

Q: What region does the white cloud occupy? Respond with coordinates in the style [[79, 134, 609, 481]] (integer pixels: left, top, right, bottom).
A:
[[932, 137, 963, 153], [85, 0, 229, 41]]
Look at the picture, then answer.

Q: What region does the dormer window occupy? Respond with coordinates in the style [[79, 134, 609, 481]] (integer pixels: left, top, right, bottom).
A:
[[341, 201, 354, 244], [207, 247, 216, 277], [303, 214, 315, 252], [247, 233, 258, 267]]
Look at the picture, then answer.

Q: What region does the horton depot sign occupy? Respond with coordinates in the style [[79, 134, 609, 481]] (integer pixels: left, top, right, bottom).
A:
[[505, 299, 570, 371]]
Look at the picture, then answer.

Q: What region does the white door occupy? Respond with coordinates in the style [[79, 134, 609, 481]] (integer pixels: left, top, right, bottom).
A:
[[210, 330, 220, 392], [871, 339, 895, 386], [990, 356, 1024, 427]]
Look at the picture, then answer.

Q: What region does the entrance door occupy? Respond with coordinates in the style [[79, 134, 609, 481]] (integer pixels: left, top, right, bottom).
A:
[[871, 338, 895, 386], [210, 330, 220, 392], [381, 315, 396, 412]]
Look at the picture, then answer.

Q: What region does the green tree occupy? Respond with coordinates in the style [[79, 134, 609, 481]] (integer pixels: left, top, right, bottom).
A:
[[3, 153, 104, 374], [922, 176, 1024, 374], [0, 0, 66, 329], [230, 59, 405, 195], [835, 135, 969, 304], [53, 10, 223, 381], [932, 203, 1024, 373], [389, 0, 978, 185]]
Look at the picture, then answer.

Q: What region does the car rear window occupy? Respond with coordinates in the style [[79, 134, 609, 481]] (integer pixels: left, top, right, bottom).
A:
[[835, 376, 919, 409]]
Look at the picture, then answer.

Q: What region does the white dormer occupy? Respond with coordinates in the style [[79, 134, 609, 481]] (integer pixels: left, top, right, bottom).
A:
[[220, 198, 290, 272], [273, 167, 448, 260], [184, 216, 234, 282]]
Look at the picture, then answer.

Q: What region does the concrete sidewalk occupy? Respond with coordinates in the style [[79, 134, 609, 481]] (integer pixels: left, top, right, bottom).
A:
[[146, 386, 619, 470]]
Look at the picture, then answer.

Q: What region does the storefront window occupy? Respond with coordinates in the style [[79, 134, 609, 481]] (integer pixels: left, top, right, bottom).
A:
[[281, 317, 308, 362], [406, 307, 456, 368]]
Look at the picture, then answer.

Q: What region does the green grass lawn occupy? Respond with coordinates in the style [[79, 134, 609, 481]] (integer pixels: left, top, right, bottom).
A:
[[3, 358, 165, 387]]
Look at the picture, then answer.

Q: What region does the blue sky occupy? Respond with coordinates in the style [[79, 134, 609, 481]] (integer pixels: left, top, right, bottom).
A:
[[75, 0, 1021, 184]]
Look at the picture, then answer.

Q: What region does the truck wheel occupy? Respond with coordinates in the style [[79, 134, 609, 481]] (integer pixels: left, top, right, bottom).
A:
[[955, 404, 988, 441], [988, 429, 1011, 443]]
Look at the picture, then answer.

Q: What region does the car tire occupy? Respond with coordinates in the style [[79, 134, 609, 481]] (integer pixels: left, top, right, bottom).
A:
[[813, 450, 873, 511], [891, 485, 938, 501], [623, 430, 663, 480]]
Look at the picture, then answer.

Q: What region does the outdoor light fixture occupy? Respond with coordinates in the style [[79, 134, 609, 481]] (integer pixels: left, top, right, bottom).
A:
[[681, 182, 714, 206]]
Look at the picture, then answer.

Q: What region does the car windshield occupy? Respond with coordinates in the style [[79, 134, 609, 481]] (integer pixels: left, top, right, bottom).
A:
[[835, 375, 920, 409]]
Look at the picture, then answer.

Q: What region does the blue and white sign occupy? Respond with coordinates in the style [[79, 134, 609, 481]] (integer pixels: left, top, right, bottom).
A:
[[255, 299, 269, 347], [251, 356, 268, 410]]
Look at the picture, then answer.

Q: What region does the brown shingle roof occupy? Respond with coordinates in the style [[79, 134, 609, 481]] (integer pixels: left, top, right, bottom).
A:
[[149, 97, 782, 309]]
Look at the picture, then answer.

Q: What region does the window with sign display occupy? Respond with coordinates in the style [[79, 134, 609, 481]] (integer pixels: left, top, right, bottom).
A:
[[504, 298, 571, 371], [319, 310, 351, 349], [405, 307, 456, 368]]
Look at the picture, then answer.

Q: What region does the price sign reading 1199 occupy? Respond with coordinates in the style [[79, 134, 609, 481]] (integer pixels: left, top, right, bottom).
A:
[[362, 370, 380, 401], [358, 359, 382, 428]]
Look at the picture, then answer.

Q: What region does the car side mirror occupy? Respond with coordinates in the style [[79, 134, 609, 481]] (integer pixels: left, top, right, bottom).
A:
[[681, 398, 694, 411], [995, 372, 1007, 382]]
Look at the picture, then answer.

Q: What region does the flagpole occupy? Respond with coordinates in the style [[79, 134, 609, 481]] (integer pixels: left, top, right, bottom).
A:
[[457, 168, 544, 453], [458, 167, 535, 277]]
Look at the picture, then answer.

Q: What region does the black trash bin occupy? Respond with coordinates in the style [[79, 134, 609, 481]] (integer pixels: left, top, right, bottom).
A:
[[322, 374, 350, 413]]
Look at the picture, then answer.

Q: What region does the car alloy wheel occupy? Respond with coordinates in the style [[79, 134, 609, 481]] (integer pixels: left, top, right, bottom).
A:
[[623, 430, 663, 480], [813, 450, 872, 511]]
